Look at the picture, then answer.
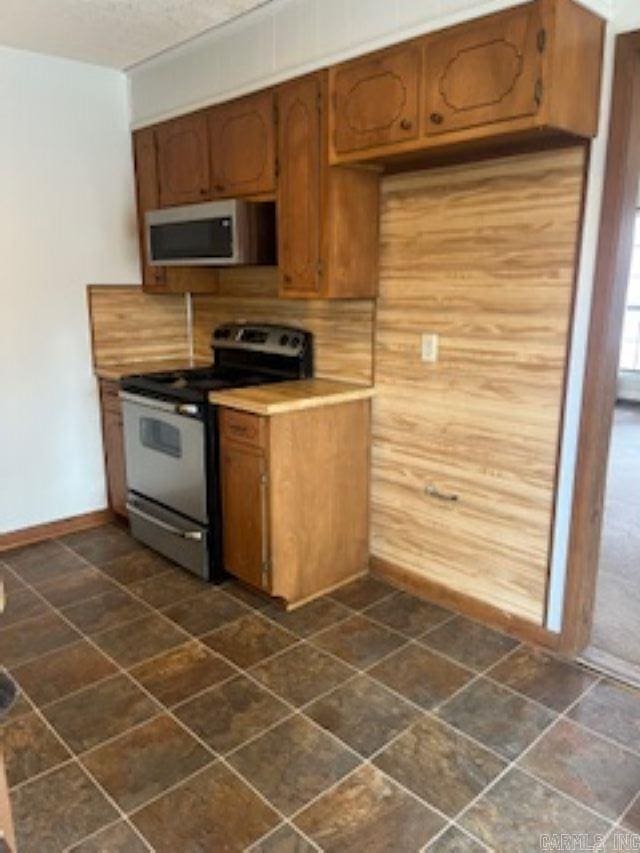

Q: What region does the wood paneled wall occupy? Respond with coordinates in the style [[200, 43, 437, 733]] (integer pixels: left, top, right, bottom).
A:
[[88, 285, 189, 367], [371, 147, 586, 625], [192, 270, 375, 384]]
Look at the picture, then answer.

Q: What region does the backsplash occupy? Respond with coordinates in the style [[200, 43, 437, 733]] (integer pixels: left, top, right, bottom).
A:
[[192, 294, 375, 384], [88, 285, 190, 367]]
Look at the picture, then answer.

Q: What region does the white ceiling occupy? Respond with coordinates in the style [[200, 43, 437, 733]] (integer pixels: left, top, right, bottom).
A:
[[0, 0, 273, 70]]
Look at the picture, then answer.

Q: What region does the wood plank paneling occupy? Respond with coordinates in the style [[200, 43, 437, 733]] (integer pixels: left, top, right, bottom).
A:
[[88, 285, 189, 367], [192, 292, 375, 384], [371, 147, 586, 625]]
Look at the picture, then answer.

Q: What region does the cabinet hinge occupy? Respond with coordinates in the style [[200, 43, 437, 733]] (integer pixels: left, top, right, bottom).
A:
[[537, 28, 547, 53], [260, 472, 268, 485], [274, 156, 280, 178], [261, 560, 271, 588], [317, 90, 323, 113], [317, 260, 323, 277], [534, 78, 544, 108], [273, 100, 279, 125]]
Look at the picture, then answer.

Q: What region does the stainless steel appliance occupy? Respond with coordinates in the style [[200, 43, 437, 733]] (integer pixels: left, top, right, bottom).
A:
[[146, 200, 276, 266], [120, 323, 313, 580]]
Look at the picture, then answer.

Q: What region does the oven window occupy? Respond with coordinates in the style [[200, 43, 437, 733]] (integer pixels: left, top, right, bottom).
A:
[[139, 418, 182, 458]]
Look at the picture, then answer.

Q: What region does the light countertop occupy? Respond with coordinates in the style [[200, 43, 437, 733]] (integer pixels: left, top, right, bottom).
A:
[[95, 357, 210, 381], [209, 378, 375, 415]]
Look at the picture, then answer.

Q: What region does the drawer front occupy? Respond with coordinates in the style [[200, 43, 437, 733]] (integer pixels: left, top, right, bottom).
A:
[[219, 408, 266, 448]]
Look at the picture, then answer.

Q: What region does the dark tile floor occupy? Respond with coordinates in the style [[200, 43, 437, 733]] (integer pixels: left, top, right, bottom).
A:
[[1, 524, 640, 852]]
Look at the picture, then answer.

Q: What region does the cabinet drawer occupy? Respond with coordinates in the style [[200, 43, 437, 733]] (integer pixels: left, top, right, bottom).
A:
[[219, 408, 266, 448]]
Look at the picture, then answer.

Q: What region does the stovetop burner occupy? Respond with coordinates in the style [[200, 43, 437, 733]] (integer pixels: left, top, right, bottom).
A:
[[120, 365, 280, 404], [120, 322, 314, 406]]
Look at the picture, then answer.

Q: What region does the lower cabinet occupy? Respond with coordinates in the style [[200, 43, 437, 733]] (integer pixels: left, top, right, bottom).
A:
[[99, 380, 128, 519], [219, 400, 370, 607]]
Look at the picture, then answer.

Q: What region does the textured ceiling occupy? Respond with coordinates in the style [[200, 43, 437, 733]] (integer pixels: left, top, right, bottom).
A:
[[0, 0, 272, 69]]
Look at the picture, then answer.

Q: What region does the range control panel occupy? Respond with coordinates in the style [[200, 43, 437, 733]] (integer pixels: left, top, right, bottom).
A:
[[211, 323, 311, 359]]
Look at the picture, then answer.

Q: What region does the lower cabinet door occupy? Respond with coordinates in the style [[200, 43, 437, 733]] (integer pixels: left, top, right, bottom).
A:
[[221, 442, 269, 590], [103, 408, 128, 518]]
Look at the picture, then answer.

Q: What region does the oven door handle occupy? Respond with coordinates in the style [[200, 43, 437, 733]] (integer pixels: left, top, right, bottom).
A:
[[126, 502, 204, 541], [120, 391, 201, 418]]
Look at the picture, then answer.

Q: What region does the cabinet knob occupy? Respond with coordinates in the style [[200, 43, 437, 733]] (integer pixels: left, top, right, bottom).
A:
[[200, 187, 208, 195], [283, 273, 292, 284], [214, 184, 225, 193], [430, 112, 444, 125], [400, 118, 413, 131]]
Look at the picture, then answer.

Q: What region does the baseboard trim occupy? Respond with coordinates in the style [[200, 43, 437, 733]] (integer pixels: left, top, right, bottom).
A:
[[370, 555, 560, 650], [0, 509, 115, 553]]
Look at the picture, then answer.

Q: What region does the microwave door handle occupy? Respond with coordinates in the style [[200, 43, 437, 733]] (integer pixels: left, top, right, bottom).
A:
[[126, 502, 203, 541]]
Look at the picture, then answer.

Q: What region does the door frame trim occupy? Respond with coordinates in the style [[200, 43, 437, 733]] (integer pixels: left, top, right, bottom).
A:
[[561, 29, 640, 653]]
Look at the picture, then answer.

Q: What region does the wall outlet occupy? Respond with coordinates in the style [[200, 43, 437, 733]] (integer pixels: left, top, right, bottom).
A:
[[421, 333, 439, 363]]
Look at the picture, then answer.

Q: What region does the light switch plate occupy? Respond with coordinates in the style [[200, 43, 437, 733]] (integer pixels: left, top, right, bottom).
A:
[[421, 333, 439, 363]]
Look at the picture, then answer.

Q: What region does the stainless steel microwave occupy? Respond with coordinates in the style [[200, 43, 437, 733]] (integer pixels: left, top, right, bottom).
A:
[[145, 199, 276, 266]]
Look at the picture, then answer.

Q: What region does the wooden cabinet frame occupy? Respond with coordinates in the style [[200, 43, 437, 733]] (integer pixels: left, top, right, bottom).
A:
[[327, 0, 604, 165], [219, 401, 371, 607], [561, 31, 640, 654]]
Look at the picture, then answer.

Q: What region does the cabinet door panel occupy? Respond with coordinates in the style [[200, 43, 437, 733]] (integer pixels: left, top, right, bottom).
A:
[[277, 75, 321, 296], [221, 442, 269, 591], [331, 45, 420, 154], [133, 129, 166, 292], [100, 384, 128, 519], [423, 4, 543, 136], [209, 90, 275, 197], [156, 113, 210, 206]]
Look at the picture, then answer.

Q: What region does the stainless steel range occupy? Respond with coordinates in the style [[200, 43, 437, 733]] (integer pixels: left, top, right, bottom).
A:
[[119, 323, 314, 581]]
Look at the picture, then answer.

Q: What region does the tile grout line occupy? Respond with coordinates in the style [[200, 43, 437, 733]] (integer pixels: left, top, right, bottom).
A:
[[44, 545, 327, 845], [60, 815, 127, 853], [8, 539, 640, 849], [0, 549, 590, 828], [4, 569, 158, 852], [241, 628, 529, 847], [451, 674, 618, 839]]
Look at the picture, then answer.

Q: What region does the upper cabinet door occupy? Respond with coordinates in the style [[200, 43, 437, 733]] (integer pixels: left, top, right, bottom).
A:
[[133, 128, 166, 291], [277, 75, 322, 297], [208, 90, 276, 198], [156, 113, 210, 207], [331, 44, 421, 156], [423, 4, 543, 137]]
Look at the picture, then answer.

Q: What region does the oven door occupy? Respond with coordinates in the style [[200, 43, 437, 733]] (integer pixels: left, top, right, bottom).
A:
[[121, 392, 208, 524]]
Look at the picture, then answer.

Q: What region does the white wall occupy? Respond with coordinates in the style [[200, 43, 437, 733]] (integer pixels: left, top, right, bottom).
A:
[[129, 0, 612, 126], [0, 47, 139, 534], [614, 0, 640, 31]]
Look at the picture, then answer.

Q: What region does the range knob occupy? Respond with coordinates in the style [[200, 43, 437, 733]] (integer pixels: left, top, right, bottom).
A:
[[290, 336, 300, 348], [279, 334, 289, 346]]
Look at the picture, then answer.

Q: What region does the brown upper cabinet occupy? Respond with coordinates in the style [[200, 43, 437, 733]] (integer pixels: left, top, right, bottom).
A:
[[156, 112, 211, 207], [277, 72, 379, 299], [329, 0, 604, 164], [423, 3, 543, 137], [131, 0, 602, 298], [277, 75, 322, 297], [208, 89, 276, 198], [329, 43, 421, 156], [133, 127, 166, 292]]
